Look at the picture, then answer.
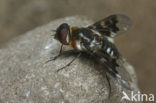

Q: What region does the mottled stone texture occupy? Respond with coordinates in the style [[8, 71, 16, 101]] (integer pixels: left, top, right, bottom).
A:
[[0, 16, 140, 103]]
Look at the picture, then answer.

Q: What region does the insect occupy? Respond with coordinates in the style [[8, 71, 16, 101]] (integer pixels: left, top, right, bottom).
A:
[[48, 14, 132, 97]]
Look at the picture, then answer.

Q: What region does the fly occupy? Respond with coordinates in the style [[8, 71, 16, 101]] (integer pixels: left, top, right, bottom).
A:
[[47, 14, 132, 97]]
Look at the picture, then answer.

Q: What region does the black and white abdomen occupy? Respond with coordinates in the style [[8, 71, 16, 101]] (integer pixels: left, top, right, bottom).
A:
[[101, 37, 120, 59]]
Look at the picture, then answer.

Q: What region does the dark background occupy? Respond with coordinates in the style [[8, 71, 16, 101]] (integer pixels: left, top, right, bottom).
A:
[[0, 0, 155, 97]]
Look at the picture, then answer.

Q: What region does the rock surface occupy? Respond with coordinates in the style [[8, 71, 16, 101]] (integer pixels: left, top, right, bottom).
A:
[[0, 16, 140, 103]]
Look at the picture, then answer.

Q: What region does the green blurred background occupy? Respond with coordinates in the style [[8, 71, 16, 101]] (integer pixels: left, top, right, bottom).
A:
[[0, 0, 155, 97]]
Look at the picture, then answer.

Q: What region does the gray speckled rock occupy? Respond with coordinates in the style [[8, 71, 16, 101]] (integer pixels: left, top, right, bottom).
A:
[[0, 16, 140, 103]]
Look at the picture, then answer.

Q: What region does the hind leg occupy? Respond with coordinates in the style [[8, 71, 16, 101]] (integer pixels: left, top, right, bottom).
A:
[[106, 73, 111, 99]]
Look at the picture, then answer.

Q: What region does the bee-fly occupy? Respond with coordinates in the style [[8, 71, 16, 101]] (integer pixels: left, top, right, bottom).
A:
[[48, 14, 132, 96]]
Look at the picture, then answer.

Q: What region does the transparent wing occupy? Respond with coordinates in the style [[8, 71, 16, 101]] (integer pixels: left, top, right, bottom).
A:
[[88, 14, 132, 37]]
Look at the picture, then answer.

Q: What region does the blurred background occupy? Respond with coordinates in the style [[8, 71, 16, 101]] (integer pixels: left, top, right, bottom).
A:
[[0, 0, 155, 98]]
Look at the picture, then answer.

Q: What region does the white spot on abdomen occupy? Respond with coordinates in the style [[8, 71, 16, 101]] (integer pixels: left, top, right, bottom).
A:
[[110, 51, 114, 57], [106, 48, 111, 53]]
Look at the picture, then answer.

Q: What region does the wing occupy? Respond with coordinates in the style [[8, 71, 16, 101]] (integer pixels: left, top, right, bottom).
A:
[[88, 14, 132, 37]]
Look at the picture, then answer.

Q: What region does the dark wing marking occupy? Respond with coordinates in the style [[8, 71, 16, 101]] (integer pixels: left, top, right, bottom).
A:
[[88, 14, 132, 37]]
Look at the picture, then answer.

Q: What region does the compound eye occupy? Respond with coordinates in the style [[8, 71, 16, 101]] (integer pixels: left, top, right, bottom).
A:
[[60, 28, 70, 44], [55, 23, 70, 45], [61, 28, 68, 37]]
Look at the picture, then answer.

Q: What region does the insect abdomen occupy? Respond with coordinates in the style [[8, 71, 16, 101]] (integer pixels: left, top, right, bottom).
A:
[[101, 38, 119, 59]]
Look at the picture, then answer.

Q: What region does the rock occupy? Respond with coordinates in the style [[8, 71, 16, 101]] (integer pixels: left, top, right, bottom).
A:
[[0, 16, 140, 103]]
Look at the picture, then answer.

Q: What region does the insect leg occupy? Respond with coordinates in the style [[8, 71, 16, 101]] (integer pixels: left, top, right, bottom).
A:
[[45, 44, 63, 63], [52, 44, 63, 60], [57, 53, 81, 72], [106, 73, 111, 99]]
